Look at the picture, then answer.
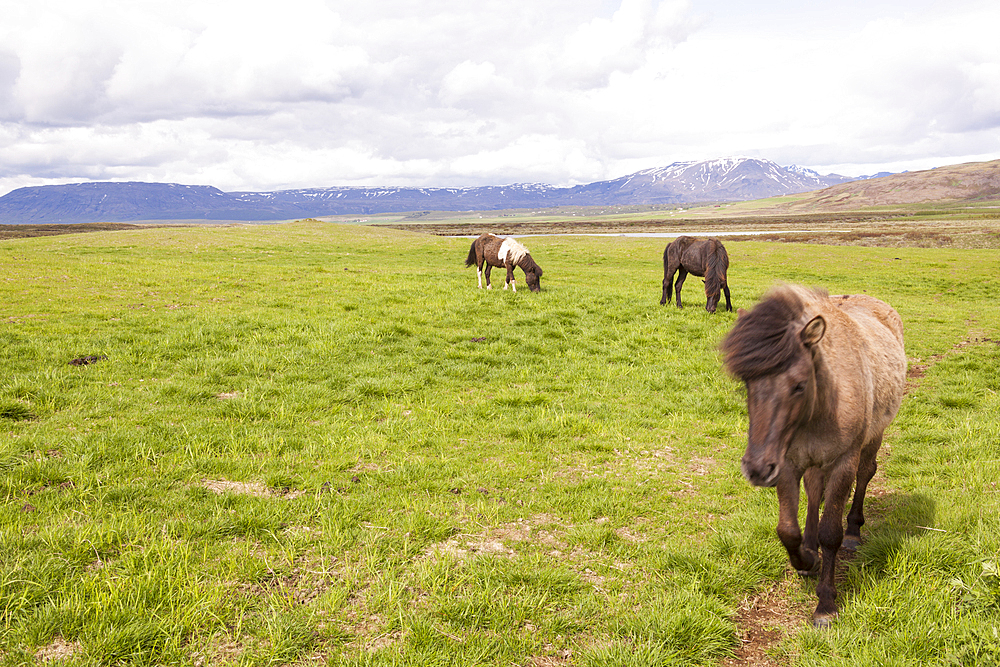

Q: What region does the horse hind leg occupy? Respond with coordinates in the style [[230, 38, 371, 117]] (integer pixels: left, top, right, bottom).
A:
[[484, 265, 493, 290], [661, 267, 675, 305]]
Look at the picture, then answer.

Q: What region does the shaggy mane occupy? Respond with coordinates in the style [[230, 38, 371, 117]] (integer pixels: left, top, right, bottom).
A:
[[721, 286, 824, 380], [499, 237, 529, 265], [703, 238, 729, 297]]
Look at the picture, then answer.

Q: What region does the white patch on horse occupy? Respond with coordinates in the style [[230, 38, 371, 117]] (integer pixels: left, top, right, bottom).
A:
[[498, 237, 528, 265], [477, 268, 483, 288]]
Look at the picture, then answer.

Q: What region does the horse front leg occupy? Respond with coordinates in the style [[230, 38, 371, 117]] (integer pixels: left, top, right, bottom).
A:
[[504, 263, 516, 292], [813, 462, 857, 627], [722, 282, 733, 312], [774, 466, 817, 575], [801, 468, 825, 572], [844, 435, 881, 550], [674, 269, 688, 308]]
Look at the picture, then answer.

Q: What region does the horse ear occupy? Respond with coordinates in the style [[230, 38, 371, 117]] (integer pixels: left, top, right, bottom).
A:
[[800, 315, 826, 347]]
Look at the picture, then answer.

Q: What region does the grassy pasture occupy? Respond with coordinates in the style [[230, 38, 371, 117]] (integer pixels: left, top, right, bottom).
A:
[[1, 221, 999, 666]]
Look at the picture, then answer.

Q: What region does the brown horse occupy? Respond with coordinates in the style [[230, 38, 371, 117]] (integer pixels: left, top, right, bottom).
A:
[[720, 284, 906, 627], [660, 236, 732, 313], [465, 233, 543, 292]]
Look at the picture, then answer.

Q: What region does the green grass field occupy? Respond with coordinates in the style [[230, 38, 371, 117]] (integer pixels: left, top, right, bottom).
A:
[[2, 221, 999, 666]]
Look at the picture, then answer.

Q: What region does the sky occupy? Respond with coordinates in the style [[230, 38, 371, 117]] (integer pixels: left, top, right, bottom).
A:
[[1, 0, 999, 196]]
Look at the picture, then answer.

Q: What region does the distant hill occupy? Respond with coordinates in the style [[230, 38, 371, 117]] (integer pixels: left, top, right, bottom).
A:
[[0, 157, 867, 224], [784, 159, 1000, 210], [0, 182, 235, 224]]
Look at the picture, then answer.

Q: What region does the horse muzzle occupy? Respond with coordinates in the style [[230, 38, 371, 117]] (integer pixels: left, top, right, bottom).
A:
[[741, 453, 782, 487]]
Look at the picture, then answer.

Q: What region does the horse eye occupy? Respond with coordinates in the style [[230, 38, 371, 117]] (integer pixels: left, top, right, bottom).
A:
[[792, 382, 806, 395]]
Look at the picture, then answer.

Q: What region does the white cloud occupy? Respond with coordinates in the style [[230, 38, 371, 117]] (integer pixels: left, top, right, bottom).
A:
[[439, 61, 517, 110], [554, 0, 697, 89], [0, 0, 999, 195], [449, 134, 602, 184]]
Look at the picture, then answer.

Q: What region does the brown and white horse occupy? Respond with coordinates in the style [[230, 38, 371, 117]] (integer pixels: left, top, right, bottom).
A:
[[465, 233, 543, 292], [720, 284, 906, 627]]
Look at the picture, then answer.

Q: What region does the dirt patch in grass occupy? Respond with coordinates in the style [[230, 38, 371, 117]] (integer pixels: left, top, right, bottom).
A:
[[724, 575, 811, 667], [35, 637, 83, 663], [630, 447, 676, 473], [191, 636, 245, 666], [688, 456, 717, 476], [428, 535, 517, 560], [426, 514, 570, 561], [527, 648, 574, 666], [202, 479, 273, 497], [342, 587, 408, 653], [200, 478, 304, 500], [240, 560, 334, 606]]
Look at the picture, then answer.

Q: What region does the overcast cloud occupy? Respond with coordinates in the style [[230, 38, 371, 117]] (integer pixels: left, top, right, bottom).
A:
[[1, 0, 998, 195]]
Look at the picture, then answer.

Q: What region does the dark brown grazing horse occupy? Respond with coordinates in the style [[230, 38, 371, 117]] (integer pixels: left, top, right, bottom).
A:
[[720, 284, 906, 627], [465, 233, 543, 292], [660, 236, 732, 313]]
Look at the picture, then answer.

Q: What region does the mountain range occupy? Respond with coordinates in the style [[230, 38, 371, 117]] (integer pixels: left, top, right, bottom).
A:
[[0, 157, 882, 224]]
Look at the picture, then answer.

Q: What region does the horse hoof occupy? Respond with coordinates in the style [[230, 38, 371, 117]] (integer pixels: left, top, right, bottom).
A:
[[812, 613, 836, 629], [796, 554, 821, 578], [841, 535, 861, 552]]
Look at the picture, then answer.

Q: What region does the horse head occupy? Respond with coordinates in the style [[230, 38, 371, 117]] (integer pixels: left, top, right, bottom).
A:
[[721, 289, 826, 486], [525, 263, 542, 292], [706, 290, 720, 313]]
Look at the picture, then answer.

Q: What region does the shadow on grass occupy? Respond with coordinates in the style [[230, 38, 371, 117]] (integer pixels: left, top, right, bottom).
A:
[[839, 491, 936, 593]]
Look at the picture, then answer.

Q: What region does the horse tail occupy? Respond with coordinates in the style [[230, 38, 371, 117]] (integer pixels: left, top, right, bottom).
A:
[[704, 240, 728, 296], [660, 241, 675, 304], [465, 240, 477, 267]]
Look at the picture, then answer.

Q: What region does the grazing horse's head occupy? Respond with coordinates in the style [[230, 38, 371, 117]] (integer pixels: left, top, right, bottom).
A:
[[525, 264, 542, 292], [720, 287, 826, 486], [705, 289, 721, 314]]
